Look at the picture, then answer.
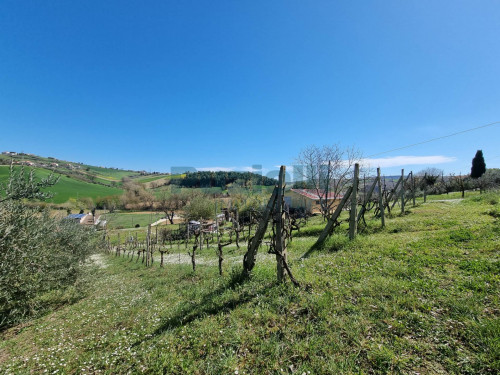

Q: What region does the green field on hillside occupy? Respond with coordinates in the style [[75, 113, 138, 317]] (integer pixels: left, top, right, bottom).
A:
[[0, 166, 123, 204], [134, 174, 177, 183], [102, 211, 165, 229], [1, 192, 498, 374], [81, 165, 140, 181]]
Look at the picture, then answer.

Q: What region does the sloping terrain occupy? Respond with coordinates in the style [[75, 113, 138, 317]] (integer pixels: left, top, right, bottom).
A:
[[1, 193, 498, 374], [0, 166, 123, 203]]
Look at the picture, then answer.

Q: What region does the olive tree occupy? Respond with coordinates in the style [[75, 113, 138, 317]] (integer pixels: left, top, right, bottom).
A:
[[0, 165, 99, 329]]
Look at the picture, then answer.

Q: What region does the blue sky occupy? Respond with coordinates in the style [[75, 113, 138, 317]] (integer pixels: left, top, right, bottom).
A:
[[1, 1, 500, 177]]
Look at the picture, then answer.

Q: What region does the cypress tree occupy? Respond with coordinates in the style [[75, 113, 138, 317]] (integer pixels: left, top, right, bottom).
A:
[[471, 150, 486, 178]]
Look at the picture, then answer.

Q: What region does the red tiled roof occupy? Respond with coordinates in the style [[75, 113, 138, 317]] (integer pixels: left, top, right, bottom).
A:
[[290, 189, 342, 200]]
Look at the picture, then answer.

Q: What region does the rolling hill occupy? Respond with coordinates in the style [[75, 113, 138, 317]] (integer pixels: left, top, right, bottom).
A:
[[0, 165, 123, 204]]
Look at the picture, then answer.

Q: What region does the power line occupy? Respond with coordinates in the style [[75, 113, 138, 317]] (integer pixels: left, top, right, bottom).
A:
[[366, 121, 500, 158]]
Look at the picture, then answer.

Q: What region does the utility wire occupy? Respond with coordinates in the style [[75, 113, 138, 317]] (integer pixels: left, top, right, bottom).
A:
[[366, 121, 500, 158]]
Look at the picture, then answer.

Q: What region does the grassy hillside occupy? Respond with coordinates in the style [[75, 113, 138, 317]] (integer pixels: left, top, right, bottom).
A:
[[134, 174, 179, 183], [0, 166, 123, 204], [1, 193, 498, 374], [0, 153, 141, 185], [82, 164, 140, 181], [103, 211, 165, 229]]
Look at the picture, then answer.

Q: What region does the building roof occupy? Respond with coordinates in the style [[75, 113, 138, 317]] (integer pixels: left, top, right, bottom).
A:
[[65, 214, 87, 219], [290, 189, 342, 200]]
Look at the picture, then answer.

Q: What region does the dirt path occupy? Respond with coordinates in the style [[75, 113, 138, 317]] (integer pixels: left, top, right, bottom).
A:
[[429, 199, 464, 204]]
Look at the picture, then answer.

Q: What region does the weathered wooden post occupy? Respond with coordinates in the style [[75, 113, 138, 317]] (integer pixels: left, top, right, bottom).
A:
[[400, 169, 405, 214], [349, 163, 360, 240], [377, 168, 385, 227], [146, 224, 151, 266], [243, 187, 278, 275], [116, 232, 121, 256], [315, 187, 352, 246], [234, 209, 241, 248], [411, 171, 416, 207], [357, 175, 379, 224], [275, 166, 286, 283], [424, 173, 427, 203]]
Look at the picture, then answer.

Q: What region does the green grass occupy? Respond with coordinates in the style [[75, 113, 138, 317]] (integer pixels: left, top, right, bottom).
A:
[[103, 211, 165, 229], [81, 165, 140, 181], [0, 166, 123, 203], [0, 154, 140, 182], [134, 174, 183, 184], [1, 193, 499, 374]]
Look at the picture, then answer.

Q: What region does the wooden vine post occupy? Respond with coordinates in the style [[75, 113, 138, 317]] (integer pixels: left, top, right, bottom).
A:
[[424, 173, 427, 203], [242, 187, 278, 275], [411, 171, 416, 207], [242, 166, 298, 285], [349, 163, 360, 240], [400, 169, 405, 215], [215, 201, 231, 276], [116, 232, 121, 256], [377, 167, 385, 227], [357, 173, 379, 224], [146, 224, 151, 266], [387, 175, 403, 213], [275, 166, 286, 282], [315, 187, 352, 246]]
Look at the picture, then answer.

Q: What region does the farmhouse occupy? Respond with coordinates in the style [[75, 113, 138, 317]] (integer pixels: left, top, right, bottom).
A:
[[284, 189, 342, 215], [64, 213, 95, 225]]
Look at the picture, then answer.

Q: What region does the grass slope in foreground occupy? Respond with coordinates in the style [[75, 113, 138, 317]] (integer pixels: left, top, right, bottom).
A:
[[0, 193, 499, 374], [0, 166, 123, 203]]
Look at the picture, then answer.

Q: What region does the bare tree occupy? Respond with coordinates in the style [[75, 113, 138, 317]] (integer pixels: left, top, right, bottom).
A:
[[295, 144, 362, 218]]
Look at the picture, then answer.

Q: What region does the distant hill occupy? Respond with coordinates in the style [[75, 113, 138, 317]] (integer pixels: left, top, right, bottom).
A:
[[0, 152, 278, 204], [0, 165, 123, 204], [0, 152, 142, 187]]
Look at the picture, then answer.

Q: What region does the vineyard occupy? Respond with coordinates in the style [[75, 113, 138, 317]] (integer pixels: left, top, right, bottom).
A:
[[1, 171, 498, 374]]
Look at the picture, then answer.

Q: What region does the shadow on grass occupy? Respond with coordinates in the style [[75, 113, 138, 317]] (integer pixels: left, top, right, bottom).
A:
[[300, 242, 323, 259], [132, 270, 268, 346]]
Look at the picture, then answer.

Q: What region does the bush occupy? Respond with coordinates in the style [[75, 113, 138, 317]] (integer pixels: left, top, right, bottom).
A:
[[0, 165, 102, 329], [0, 202, 101, 328], [182, 194, 215, 221]]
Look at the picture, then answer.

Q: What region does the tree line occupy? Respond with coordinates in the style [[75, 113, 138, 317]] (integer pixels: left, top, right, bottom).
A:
[[170, 171, 277, 188]]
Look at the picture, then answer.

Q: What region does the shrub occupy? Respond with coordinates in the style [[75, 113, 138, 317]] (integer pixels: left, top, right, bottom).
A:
[[0, 165, 101, 329]]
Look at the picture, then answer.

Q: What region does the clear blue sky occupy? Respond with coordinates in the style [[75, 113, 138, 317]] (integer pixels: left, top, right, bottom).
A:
[[1, 0, 500, 177]]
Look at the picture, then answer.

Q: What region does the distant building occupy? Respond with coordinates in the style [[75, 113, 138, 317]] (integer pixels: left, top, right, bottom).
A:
[[64, 213, 95, 225], [188, 220, 201, 231], [284, 189, 343, 215], [2, 151, 17, 156]]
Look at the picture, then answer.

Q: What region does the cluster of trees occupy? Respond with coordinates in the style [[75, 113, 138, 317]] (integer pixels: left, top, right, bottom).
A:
[[413, 152, 497, 196], [170, 171, 277, 188], [0, 165, 101, 329], [156, 189, 268, 223]]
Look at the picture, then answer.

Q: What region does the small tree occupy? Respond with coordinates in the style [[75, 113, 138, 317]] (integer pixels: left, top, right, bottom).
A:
[[183, 194, 215, 221], [157, 192, 187, 224], [0, 164, 100, 328], [471, 150, 486, 179]]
